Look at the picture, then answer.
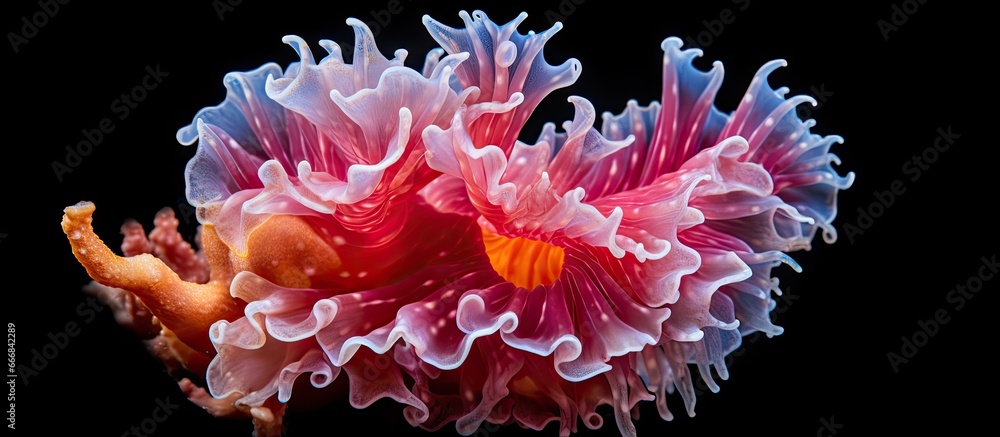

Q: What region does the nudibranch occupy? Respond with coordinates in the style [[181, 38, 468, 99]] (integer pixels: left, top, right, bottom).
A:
[[62, 10, 852, 437]]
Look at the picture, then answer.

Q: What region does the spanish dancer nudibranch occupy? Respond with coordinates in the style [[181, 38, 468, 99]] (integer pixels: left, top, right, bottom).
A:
[[62, 10, 853, 436]]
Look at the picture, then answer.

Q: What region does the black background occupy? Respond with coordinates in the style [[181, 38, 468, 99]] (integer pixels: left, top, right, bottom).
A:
[[3, 0, 994, 436]]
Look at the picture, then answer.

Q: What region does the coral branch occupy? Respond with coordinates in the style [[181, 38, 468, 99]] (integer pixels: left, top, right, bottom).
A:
[[62, 202, 241, 354]]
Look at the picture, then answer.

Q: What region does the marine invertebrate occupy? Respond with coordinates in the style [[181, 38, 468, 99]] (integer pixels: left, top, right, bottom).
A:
[[62, 10, 852, 436]]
